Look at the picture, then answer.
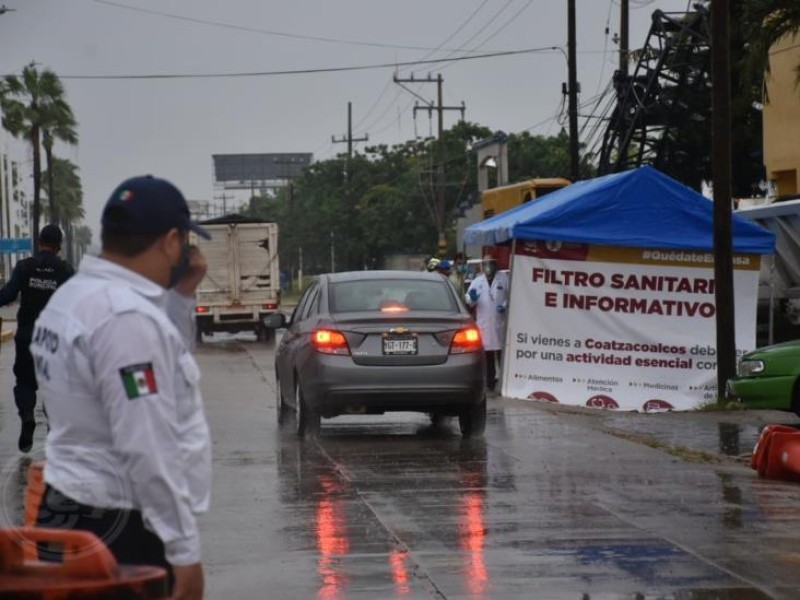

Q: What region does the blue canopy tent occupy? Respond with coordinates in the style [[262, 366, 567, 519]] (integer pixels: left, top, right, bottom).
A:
[[465, 166, 775, 254]]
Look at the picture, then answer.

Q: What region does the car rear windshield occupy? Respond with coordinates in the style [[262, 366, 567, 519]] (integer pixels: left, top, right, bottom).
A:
[[329, 279, 458, 313]]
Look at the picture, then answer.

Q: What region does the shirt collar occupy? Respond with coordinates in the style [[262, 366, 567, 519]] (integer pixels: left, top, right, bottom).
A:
[[79, 254, 166, 302]]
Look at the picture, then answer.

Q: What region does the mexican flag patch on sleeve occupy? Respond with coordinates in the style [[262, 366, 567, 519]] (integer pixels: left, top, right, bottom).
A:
[[119, 363, 158, 399]]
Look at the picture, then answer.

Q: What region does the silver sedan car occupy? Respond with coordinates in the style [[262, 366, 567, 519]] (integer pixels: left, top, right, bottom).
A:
[[266, 270, 486, 438]]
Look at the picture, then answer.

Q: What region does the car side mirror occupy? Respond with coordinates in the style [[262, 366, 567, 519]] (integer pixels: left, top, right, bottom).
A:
[[263, 312, 287, 329]]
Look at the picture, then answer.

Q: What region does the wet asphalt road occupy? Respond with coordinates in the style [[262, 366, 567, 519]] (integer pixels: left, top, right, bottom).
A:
[[3, 332, 800, 599]]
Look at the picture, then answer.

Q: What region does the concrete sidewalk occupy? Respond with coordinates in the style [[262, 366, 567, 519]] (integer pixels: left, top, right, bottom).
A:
[[0, 320, 13, 342], [0, 305, 16, 343], [499, 393, 800, 465]]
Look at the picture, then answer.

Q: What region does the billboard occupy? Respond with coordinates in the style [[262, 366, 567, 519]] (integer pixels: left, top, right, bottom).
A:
[[502, 241, 761, 411], [213, 153, 312, 187]]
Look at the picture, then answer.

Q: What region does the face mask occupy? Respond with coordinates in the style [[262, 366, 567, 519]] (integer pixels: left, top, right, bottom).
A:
[[169, 241, 191, 288], [483, 262, 496, 277]]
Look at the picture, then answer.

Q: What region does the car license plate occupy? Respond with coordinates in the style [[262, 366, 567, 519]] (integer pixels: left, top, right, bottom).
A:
[[382, 337, 417, 355]]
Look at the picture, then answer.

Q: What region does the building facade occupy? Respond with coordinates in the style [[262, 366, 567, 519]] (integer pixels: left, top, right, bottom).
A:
[[763, 33, 800, 199]]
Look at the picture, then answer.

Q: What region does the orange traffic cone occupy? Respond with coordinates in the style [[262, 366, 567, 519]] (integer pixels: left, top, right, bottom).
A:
[[0, 527, 168, 599], [22, 462, 46, 562], [751, 425, 798, 475], [762, 430, 800, 481], [23, 462, 45, 528]]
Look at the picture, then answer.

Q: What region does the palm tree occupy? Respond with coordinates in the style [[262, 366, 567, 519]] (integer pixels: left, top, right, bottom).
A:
[[0, 62, 78, 249], [43, 110, 77, 225], [73, 225, 93, 264], [42, 157, 83, 264]]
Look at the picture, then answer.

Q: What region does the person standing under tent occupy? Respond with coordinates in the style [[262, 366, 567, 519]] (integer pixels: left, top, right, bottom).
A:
[[465, 255, 509, 393]]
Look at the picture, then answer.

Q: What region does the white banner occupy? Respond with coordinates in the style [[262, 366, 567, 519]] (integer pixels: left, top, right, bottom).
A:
[[502, 241, 762, 411]]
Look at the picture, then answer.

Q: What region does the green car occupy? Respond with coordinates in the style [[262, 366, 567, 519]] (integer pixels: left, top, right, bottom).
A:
[[727, 339, 800, 416]]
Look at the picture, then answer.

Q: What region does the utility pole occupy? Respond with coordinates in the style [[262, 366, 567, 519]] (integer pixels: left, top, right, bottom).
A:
[[215, 192, 232, 216], [566, 0, 580, 181], [332, 102, 368, 160], [711, 0, 735, 402], [298, 246, 304, 291], [619, 0, 629, 76], [330, 230, 335, 273], [393, 73, 465, 255]]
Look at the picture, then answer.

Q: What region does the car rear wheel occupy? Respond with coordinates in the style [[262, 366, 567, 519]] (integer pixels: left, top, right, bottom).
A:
[[276, 375, 288, 426], [459, 397, 486, 438], [295, 382, 320, 438]]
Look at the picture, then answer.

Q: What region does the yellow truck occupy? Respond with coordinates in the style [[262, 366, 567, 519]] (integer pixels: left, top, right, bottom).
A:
[[481, 178, 570, 219]]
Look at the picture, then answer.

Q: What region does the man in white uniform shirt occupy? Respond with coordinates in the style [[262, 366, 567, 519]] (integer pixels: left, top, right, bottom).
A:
[[31, 175, 212, 600], [465, 255, 509, 393]]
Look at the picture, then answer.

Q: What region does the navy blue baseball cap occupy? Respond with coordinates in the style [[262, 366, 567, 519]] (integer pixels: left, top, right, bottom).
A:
[[101, 175, 211, 240], [39, 224, 64, 246]]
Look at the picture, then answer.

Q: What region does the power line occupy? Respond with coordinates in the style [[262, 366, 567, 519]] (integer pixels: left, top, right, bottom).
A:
[[354, 1, 489, 139], [463, 0, 538, 55], [89, 0, 509, 54], [414, 0, 518, 71], [402, 0, 491, 70], [351, 78, 393, 131], [373, 1, 543, 141], [52, 46, 560, 80], [355, 87, 408, 136], [396, 0, 539, 113]]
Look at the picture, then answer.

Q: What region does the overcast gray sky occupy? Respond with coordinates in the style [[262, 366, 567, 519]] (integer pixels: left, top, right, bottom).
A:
[[0, 0, 692, 239]]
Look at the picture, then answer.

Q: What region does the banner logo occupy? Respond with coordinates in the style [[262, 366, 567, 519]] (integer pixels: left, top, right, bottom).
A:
[[527, 391, 559, 403], [586, 395, 619, 409]]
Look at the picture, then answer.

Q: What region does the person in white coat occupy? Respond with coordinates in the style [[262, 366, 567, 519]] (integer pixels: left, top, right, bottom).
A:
[[465, 255, 509, 393]]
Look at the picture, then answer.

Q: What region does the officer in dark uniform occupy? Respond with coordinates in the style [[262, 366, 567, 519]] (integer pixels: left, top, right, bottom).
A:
[[0, 224, 74, 452]]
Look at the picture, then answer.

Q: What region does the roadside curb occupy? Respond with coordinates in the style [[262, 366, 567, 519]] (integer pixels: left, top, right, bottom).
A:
[[496, 393, 797, 464]]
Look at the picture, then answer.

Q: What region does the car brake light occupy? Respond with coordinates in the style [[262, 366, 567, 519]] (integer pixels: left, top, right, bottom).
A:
[[263, 303, 278, 310], [312, 329, 351, 355], [195, 306, 209, 314], [381, 304, 409, 313], [450, 327, 482, 354]]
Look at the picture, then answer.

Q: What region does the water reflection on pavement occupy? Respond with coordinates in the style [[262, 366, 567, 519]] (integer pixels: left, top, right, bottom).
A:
[[3, 336, 800, 599]]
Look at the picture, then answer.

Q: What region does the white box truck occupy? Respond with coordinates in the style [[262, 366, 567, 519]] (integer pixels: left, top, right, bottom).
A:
[[190, 217, 280, 342]]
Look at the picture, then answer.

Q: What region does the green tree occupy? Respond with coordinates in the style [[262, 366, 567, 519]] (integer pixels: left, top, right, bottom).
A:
[[0, 62, 78, 247], [247, 122, 593, 272], [507, 129, 594, 181], [42, 157, 84, 264]]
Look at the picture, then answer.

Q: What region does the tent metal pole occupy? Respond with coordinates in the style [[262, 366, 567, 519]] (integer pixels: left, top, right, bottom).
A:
[[500, 238, 518, 397], [768, 254, 775, 346]]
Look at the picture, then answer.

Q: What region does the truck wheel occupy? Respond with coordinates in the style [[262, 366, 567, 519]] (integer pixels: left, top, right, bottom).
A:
[[256, 325, 274, 343], [459, 397, 486, 438], [195, 326, 203, 344], [429, 412, 447, 428]]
